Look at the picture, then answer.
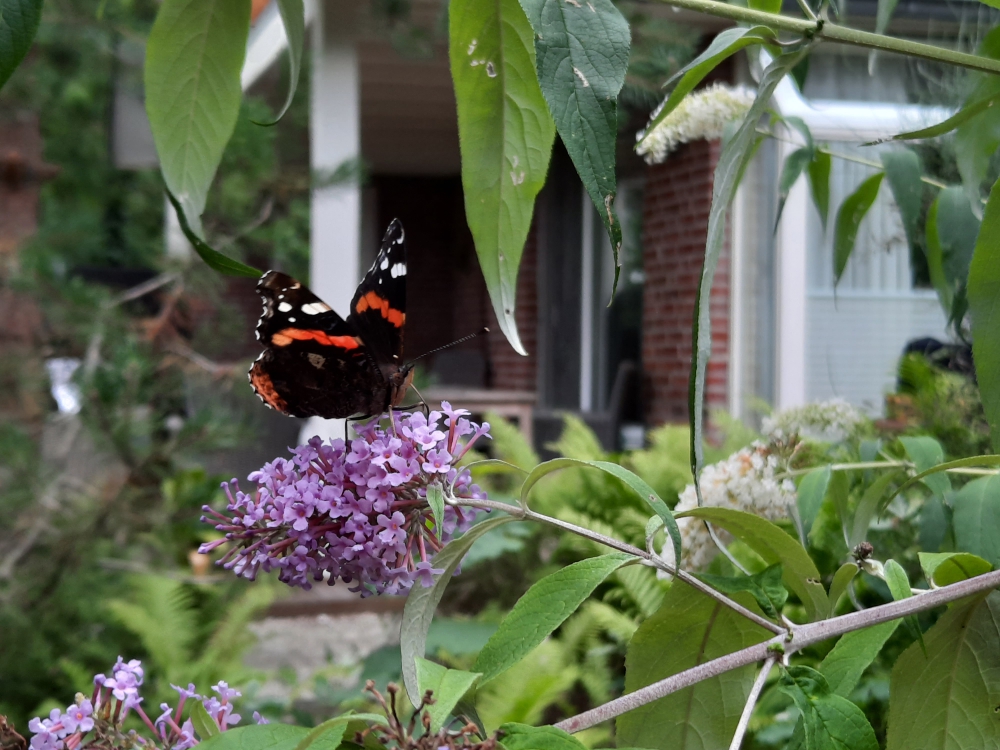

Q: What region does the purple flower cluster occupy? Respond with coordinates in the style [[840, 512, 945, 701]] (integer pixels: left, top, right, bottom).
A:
[[27, 658, 265, 750], [200, 403, 491, 595]]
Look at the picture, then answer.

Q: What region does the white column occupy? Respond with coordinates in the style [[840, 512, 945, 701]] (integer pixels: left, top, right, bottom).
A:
[[300, 0, 362, 444], [775, 140, 809, 411]]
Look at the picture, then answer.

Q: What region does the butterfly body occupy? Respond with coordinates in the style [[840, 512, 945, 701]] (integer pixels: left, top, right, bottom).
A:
[[249, 219, 410, 419]]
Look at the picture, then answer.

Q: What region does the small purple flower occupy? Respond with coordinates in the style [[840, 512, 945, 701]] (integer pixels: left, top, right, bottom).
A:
[[414, 561, 445, 587], [253, 712, 270, 725], [376, 512, 407, 546], [421, 449, 452, 474], [211, 682, 241, 702], [171, 683, 200, 701]]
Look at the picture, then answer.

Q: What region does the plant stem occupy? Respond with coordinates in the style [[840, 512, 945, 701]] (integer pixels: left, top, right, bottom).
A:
[[554, 567, 1000, 733], [452, 498, 787, 635], [651, 0, 1000, 75], [729, 656, 777, 750]]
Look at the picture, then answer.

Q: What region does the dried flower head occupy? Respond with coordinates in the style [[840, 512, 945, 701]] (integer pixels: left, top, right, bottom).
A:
[[762, 398, 865, 443], [200, 403, 491, 596], [657, 441, 797, 574]]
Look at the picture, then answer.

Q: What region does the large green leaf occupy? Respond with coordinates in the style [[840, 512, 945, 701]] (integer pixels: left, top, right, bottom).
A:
[[919, 551, 993, 587], [518, 0, 629, 292], [887, 591, 1000, 750], [780, 666, 878, 750], [451, 0, 555, 354], [677, 506, 829, 621], [820, 619, 899, 698], [500, 724, 587, 750], [473, 552, 633, 684], [294, 714, 388, 750], [688, 49, 807, 520], [256, 0, 306, 126], [145, 0, 250, 230], [0, 0, 42, 91], [695, 563, 787, 619], [519, 457, 681, 566], [807, 150, 832, 230], [955, 28, 1000, 218], [637, 26, 776, 148], [881, 149, 923, 252], [415, 658, 481, 732], [617, 583, 772, 750], [952, 474, 1000, 567], [969, 177, 1000, 450], [199, 725, 309, 750], [401, 516, 516, 702], [833, 172, 884, 285]]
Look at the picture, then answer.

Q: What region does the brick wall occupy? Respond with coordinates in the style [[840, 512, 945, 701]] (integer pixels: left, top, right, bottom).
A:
[[641, 138, 730, 426]]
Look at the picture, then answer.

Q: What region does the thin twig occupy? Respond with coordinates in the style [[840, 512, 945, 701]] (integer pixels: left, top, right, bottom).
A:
[[554, 567, 1000, 733], [453, 498, 787, 635], [729, 656, 777, 750]]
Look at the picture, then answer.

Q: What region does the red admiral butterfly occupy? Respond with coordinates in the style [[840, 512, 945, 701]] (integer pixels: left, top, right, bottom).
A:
[[249, 219, 412, 419]]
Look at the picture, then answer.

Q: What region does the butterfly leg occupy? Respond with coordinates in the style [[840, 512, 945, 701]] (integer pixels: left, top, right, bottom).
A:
[[405, 383, 430, 417]]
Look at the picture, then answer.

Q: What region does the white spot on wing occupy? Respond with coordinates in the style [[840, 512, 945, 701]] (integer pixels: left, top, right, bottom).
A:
[[278, 301, 293, 312], [301, 302, 330, 315], [380, 257, 389, 270], [391, 262, 407, 278], [288, 316, 296, 322], [396, 227, 405, 243]]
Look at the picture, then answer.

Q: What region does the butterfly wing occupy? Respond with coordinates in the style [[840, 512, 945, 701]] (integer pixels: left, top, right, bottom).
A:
[[348, 219, 407, 373], [249, 271, 388, 418]]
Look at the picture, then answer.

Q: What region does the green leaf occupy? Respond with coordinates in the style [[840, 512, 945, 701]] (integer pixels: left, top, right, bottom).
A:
[[165, 191, 264, 278], [0, 0, 43, 91], [825, 470, 851, 549], [920, 494, 949, 553], [519, 457, 681, 568], [887, 591, 1000, 750], [451, 0, 555, 354], [775, 147, 815, 231], [677, 506, 830, 621], [881, 92, 1000, 142], [427, 483, 446, 539], [145, 0, 251, 228], [900, 436, 950, 497], [798, 466, 832, 538], [295, 714, 388, 750], [926, 194, 955, 320], [519, 0, 629, 293], [888, 455, 1000, 502], [415, 658, 481, 732], [401, 516, 516, 702], [637, 26, 776, 149], [191, 701, 221, 739], [695, 563, 787, 619], [780, 666, 879, 750], [872, 0, 899, 53], [473, 552, 633, 684], [688, 49, 808, 541], [833, 171, 884, 285], [198, 725, 311, 750], [255, 0, 305, 126], [807, 149, 832, 231], [617, 583, 772, 750], [952, 474, 1000, 567], [881, 149, 923, 252], [955, 30, 1000, 217], [851, 470, 902, 547], [499, 724, 587, 750], [749, 0, 782, 14], [936, 186, 980, 288], [820, 620, 900, 698], [827, 562, 858, 614], [885, 558, 925, 654], [969, 177, 1000, 450], [919, 551, 993, 587]]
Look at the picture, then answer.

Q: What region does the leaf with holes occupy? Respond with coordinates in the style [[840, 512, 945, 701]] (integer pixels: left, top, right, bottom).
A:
[[0, 0, 43, 91], [473, 553, 633, 684], [969, 177, 1000, 450], [451, 0, 555, 355], [519, 0, 630, 293], [887, 592, 1000, 749], [145, 0, 251, 230], [834, 172, 884, 285], [401, 516, 516, 702], [678, 506, 829, 621], [617, 583, 772, 750]]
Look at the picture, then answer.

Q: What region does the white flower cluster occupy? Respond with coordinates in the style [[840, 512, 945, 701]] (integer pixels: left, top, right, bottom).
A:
[[636, 83, 757, 165], [762, 398, 865, 443], [657, 441, 797, 575]]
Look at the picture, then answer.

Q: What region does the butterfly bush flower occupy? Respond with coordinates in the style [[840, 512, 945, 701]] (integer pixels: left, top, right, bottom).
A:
[[200, 403, 490, 595], [762, 398, 866, 443], [657, 441, 797, 575], [26, 658, 264, 750], [636, 83, 757, 164]]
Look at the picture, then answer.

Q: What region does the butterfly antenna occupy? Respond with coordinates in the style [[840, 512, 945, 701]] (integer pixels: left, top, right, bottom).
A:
[[404, 327, 490, 368]]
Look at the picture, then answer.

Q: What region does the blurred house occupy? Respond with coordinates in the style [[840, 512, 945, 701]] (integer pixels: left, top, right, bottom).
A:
[[233, 0, 987, 448]]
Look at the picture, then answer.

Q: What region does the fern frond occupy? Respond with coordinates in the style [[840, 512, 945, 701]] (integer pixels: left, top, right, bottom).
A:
[[484, 410, 539, 471], [613, 565, 666, 618], [547, 415, 605, 461]]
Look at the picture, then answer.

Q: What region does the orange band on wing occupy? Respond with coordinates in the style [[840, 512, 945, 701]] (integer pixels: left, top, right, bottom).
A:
[[354, 290, 405, 328], [271, 329, 362, 349]]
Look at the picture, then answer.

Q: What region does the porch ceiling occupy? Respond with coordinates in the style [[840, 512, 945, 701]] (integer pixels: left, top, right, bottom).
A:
[[359, 40, 460, 176]]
